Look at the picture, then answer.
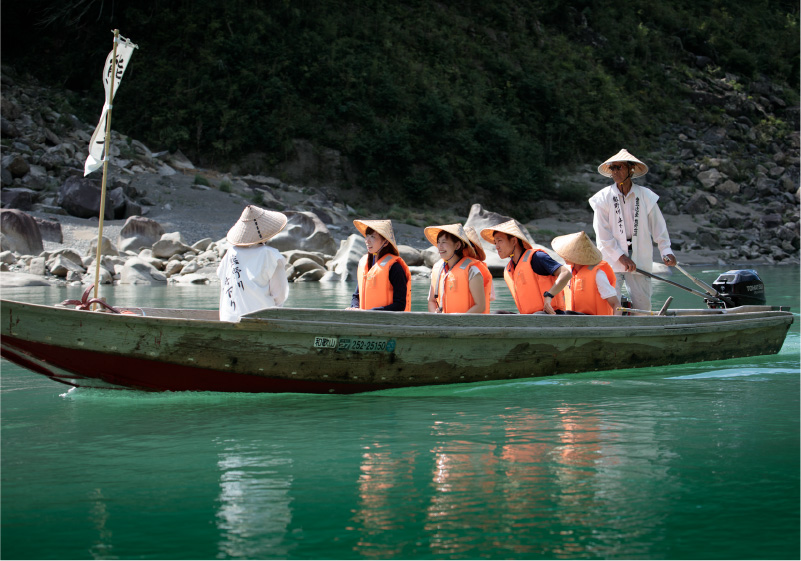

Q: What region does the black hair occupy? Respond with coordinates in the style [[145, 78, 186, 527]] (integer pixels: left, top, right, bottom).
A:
[[365, 227, 397, 259], [493, 231, 524, 253], [437, 231, 464, 259]]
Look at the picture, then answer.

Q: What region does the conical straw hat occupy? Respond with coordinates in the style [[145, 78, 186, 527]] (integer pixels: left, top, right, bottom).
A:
[[463, 226, 486, 261], [598, 148, 649, 178], [353, 219, 400, 254], [551, 231, 602, 266], [227, 205, 288, 247], [424, 223, 471, 252], [479, 219, 534, 250]]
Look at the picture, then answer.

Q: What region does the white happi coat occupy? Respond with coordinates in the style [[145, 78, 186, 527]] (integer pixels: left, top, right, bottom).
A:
[[216, 244, 288, 322], [589, 184, 672, 274]]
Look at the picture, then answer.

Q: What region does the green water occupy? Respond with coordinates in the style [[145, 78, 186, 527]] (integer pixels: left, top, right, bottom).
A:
[[2, 266, 799, 560]]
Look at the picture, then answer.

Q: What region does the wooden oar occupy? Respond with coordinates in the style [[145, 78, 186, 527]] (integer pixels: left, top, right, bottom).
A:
[[635, 267, 725, 304], [674, 263, 722, 299], [616, 296, 674, 316]]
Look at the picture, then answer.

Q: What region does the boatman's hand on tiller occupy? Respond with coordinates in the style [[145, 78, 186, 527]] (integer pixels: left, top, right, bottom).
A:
[[618, 254, 637, 272]]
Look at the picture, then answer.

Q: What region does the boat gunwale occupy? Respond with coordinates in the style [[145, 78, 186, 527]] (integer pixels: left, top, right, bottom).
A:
[[1, 299, 794, 334], [1, 299, 793, 348]]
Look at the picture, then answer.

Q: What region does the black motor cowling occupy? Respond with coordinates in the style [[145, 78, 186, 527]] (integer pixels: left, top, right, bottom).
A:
[[711, 269, 766, 307]]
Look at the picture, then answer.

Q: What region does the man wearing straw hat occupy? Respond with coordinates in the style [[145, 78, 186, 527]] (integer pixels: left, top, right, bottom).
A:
[[480, 220, 571, 314], [425, 223, 486, 314], [217, 205, 289, 322], [589, 149, 676, 311], [348, 219, 411, 311], [551, 231, 621, 315]]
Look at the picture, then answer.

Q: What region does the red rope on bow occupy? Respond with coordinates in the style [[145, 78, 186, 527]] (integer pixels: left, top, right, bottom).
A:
[[60, 284, 121, 313]]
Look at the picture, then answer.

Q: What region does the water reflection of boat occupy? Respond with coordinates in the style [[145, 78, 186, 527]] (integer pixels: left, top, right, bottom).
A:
[[1, 298, 793, 394]]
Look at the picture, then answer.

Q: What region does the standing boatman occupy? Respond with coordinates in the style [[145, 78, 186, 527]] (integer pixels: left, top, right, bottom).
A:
[[589, 149, 676, 311]]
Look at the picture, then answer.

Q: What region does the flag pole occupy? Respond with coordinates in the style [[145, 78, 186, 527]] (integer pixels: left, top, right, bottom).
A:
[[92, 29, 120, 306]]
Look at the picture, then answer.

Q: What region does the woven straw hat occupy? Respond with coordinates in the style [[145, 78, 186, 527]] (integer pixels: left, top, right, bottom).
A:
[[463, 226, 486, 261], [479, 220, 534, 250], [227, 205, 288, 247], [551, 231, 602, 266], [424, 223, 471, 252], [353, 219, 400, 254], [598, 148, 648, 178]]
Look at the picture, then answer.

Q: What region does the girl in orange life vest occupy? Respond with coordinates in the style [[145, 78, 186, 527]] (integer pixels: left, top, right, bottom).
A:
[[479, 219, 571, 314], [424, 223, 486, 314], [463, 226, 494, 313], [347, 219, 411, 311], [551, 231, 621, 316]]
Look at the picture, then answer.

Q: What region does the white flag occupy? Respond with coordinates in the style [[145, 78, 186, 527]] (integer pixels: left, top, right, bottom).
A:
[[84, 35, 138, 176]]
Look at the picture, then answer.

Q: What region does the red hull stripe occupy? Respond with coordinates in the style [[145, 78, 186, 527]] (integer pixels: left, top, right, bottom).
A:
[[1, 336, 387, 394]]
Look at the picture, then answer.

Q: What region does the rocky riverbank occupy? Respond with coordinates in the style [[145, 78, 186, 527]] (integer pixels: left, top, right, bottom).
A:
[[1, 64, 799, 289]]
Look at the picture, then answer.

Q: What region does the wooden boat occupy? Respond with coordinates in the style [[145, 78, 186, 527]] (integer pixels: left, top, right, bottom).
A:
[[0, 298, 793, 394]]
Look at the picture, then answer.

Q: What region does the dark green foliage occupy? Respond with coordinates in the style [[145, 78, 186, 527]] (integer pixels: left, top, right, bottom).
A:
[[2, 0, 797, 212]]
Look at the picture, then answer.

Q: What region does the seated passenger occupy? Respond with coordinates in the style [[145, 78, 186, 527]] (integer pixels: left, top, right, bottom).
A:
[[347, 219, 411, 311], [425, 223, 486, 314], [480, 220, 571, 315], [217, 205, 289, 322], [551, 232, 620, 316], [464, 226, 494, 314]]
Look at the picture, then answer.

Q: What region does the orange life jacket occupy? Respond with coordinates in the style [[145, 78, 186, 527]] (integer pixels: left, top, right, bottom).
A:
[[357, 254, 411, 311], [437, 256, 480, 313], [474, 260, 492, 314], [566, 261, 616, 315], [503, 249, 566, 314]]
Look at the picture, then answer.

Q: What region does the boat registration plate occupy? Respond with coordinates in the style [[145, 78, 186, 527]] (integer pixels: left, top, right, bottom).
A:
[[313, 336, 339, 349], [313, 336, 396, 352], [337, 338, 396, 353]]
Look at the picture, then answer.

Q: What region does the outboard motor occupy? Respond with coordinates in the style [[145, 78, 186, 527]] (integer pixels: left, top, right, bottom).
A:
[[710, 269, 766, 308]]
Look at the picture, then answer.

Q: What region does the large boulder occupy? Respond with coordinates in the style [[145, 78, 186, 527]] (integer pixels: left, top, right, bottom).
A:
[[57, 176, 113, 219], [323, 234, 364, 282], [283, 249, 327, 267], [421, 246, 440, 268], [32, 216, 63, 243], [48, 248, 84, 269], [398, 245, 424, 267], [87, 235, 120, 257], [1, 188, 38, 210], [28, 256, 46, 276], [409, 265, 432, 277], [292, 257, 326, 277], [464, 203, 513, 234], [697, 168, 722, 189], [191, 238, 213, 252], [0, 272, 50, 287], [152, 232, 194, 259], [118, 257, 168, 284], [269, 211, 337, 256], [118, 215, 165, 253], [464, 204, 518, 275], [715, 179, 740, 196], [295, 268, 327, 282], [47, 254, 86, 278], [82, 255, 117, 278], [682, 192, 711, 215], [164, 260, 184, 277], [107, 186, 129, 219], [6, 155, 30, 178], [170, 273, 211, 284], [22, 164, 49, 191], [0, 209, 43, 255], [81, 267, 113, 285]]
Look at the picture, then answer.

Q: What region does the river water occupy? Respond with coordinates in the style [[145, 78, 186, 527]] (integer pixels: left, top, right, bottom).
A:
[[1, 266, 798, 560]]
